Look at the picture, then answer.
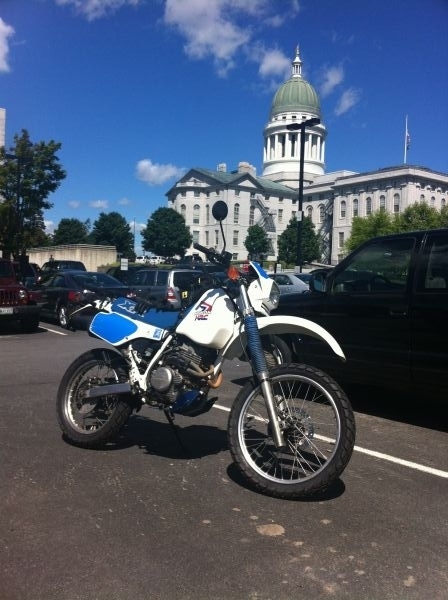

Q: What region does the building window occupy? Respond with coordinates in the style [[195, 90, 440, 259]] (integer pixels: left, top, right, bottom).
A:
[[194, 190, 200, 197], [366, 197, 372, 215], [307, 206, 313, 218], [393, 193, 400, 213], [192, 230, 199, 244], [338, 232, 344, 248], [232, 253, 238, 261], [180, 204, 186, 219], [233, 230, 239, 246], [340, 200, 346, 219], [278, 209, 283, 223], [420, 194, 426, 203], [380, 195, 386, 211], [234, 203, 240, 224], [442, 198, 446, 207], [205, 204, 210, 224], [205, 231, 209, 246], [279, 196, 283, 203], [215, 230, 219, 246], [319, 204, 325, 223], [249, 206, 255, 226], [180, 191, 186, 197], [235, 189, 240, 196], [193, 204, 200, 224], [431, 196, 436, 207], [353, 198, 359, 218]]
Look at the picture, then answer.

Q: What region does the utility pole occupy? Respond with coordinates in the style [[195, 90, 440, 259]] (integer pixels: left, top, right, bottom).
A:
[[286, 117, 320, 271]]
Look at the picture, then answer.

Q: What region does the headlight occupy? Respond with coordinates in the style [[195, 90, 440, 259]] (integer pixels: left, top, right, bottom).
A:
[[269, 281, 280, 308]]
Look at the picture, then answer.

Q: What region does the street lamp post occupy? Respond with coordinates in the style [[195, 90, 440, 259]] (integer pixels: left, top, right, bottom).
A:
[[286, 117, 320, 272]]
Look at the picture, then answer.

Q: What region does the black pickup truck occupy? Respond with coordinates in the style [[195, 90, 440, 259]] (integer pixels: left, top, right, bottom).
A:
[[274, 229, 448, 396]]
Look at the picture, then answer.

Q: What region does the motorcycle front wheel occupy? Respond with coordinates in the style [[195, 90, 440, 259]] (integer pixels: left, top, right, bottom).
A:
[[228, 364, 356, 499], [56, 348, 134, 448]]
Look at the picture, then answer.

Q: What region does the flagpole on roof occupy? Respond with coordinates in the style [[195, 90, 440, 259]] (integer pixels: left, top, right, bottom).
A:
[[404, 115, 410, 164]]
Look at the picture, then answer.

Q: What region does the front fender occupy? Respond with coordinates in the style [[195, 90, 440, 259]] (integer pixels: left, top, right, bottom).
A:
[[222, 315, 345, 361]]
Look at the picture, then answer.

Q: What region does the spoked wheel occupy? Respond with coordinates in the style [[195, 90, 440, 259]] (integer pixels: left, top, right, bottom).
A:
[[56, 348, 134, 448], [228, 364, 356, 499]]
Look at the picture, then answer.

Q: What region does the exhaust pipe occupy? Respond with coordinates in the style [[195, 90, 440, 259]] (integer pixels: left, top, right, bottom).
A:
[[84, 382, 132, 399]]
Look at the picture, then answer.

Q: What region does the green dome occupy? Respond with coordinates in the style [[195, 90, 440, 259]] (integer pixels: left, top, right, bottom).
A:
[[270, 76, 321, 118]]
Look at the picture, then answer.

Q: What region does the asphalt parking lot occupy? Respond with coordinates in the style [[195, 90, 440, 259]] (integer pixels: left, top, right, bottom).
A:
[[1, 322, 447, 600]]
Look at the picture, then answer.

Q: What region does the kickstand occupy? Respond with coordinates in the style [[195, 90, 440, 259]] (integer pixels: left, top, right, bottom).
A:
[[163, 409, 191, 458]]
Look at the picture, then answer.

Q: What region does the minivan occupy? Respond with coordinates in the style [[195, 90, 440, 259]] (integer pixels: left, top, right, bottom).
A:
[[127, 268, 201, 309]]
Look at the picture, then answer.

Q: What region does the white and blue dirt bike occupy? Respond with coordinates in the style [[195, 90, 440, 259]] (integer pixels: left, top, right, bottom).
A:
[[57, 201, 355, 499]]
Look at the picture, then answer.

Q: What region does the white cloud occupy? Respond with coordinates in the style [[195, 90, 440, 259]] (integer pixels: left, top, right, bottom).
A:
[[0, 18, 15, 73], [334, 87, 361, 116], [164, 0, 254, 77], [136, 158, 185, 186], [45, 220, 55, 234], [319, 64, 344, 97], [258, 48, 291, 81], [90, 199, 109, 209], [68, 200, 80, 209], [118, 196, 130, 205], [54, 0, 141, 21]]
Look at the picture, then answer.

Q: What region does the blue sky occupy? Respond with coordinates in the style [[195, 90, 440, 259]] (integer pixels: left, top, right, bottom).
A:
[[1, 0, 447, 253]]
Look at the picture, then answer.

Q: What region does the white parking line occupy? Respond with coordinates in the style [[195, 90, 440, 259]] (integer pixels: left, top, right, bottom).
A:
[[40, 326, 68, 336], [213, 403, 448, 480]]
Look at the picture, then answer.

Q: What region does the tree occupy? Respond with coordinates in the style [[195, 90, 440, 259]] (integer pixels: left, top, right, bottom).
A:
[[141, 207, 192, 257], [52, 218, 91, 246], [345, 211, 396, 252], [277, 216, 320, 265], [244, 225, 269, 260], [395, 203, 441, 232], [90, 212, 134, 257], [0, 129, 66, 258]]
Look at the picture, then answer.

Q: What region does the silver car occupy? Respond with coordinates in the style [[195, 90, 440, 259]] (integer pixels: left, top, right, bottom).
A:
[[269, 273, 309, 295]]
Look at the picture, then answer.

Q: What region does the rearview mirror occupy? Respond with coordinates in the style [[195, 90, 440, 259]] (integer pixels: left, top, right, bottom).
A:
[[212, 200, 228, 222]]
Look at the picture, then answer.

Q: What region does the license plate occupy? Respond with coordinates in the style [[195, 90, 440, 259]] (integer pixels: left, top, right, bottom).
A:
[[0, 307, 14, 315]]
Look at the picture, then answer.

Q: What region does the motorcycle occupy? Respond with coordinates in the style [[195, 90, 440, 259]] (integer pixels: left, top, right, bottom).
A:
[[57, 201, 355, 499]]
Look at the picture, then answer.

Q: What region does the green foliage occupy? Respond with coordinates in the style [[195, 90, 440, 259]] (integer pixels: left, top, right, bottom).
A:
[[346, 204, 447, 252], [345, 211, 396, 252], [52, 218, 91, 245], [141, 207, 192, 257], [277, 216, 320, 265], [244, 225, 269, 259], [394, 202, 441, 232], [0, 129, 66, 258], [90, 212, 134, 257]]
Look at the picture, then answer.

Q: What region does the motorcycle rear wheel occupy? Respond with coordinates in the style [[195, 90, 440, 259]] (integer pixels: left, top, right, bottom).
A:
[[228, 364, 356, 499], [56, 348, 134, 448]]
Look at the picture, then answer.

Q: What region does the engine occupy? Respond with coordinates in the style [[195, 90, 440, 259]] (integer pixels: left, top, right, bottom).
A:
[[147, 338, 219, 416]]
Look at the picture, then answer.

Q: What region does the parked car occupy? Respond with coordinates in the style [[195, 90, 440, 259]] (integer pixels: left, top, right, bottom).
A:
[[294, 272, 312, 285], [127, 268, 202, 309], [40, 259, 87, 278], [273, 228, 448, 396], [12, 260, 42, 288], [0, 258, 41, 332], [39, 270, 131, 329], [268, 272, 309, 294], [106, 264, 146, 284]]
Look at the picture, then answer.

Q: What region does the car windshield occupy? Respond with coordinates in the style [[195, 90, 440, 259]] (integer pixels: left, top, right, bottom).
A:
[[72, 272, 124, 288]]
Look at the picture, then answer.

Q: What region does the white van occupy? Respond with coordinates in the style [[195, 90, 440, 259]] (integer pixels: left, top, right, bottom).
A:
[[148, 256, 164, 265]]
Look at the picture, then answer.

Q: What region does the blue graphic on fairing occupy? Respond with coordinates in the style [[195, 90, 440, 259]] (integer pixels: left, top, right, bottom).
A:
[[111, 297, 180, 329], [90, 312, 138, 344], [251, 261, 269, 279]]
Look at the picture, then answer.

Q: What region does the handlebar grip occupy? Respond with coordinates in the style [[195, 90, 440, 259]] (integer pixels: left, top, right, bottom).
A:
[[193, 242, 214, 256]]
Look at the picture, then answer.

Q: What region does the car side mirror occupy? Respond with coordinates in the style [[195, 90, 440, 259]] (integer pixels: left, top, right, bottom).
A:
[[310, 271, 328, 293]]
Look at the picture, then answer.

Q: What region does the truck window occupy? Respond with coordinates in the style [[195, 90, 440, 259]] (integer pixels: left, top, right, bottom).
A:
[[417, 233, 448, 291], [331, 238, 415, 294]]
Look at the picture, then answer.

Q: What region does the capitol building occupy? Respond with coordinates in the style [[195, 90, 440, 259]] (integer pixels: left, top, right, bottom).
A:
[[167, 48, 448, 265]]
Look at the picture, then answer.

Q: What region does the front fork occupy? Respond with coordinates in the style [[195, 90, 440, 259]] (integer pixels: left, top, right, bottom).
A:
[[239, 285, 285, 448]]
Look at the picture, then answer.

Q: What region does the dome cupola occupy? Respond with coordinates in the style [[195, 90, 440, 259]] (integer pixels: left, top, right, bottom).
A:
[[270, 46, 321, 118]]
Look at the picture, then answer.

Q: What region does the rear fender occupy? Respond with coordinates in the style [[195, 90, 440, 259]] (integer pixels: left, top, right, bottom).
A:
[[222, 315, 345, 361]]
